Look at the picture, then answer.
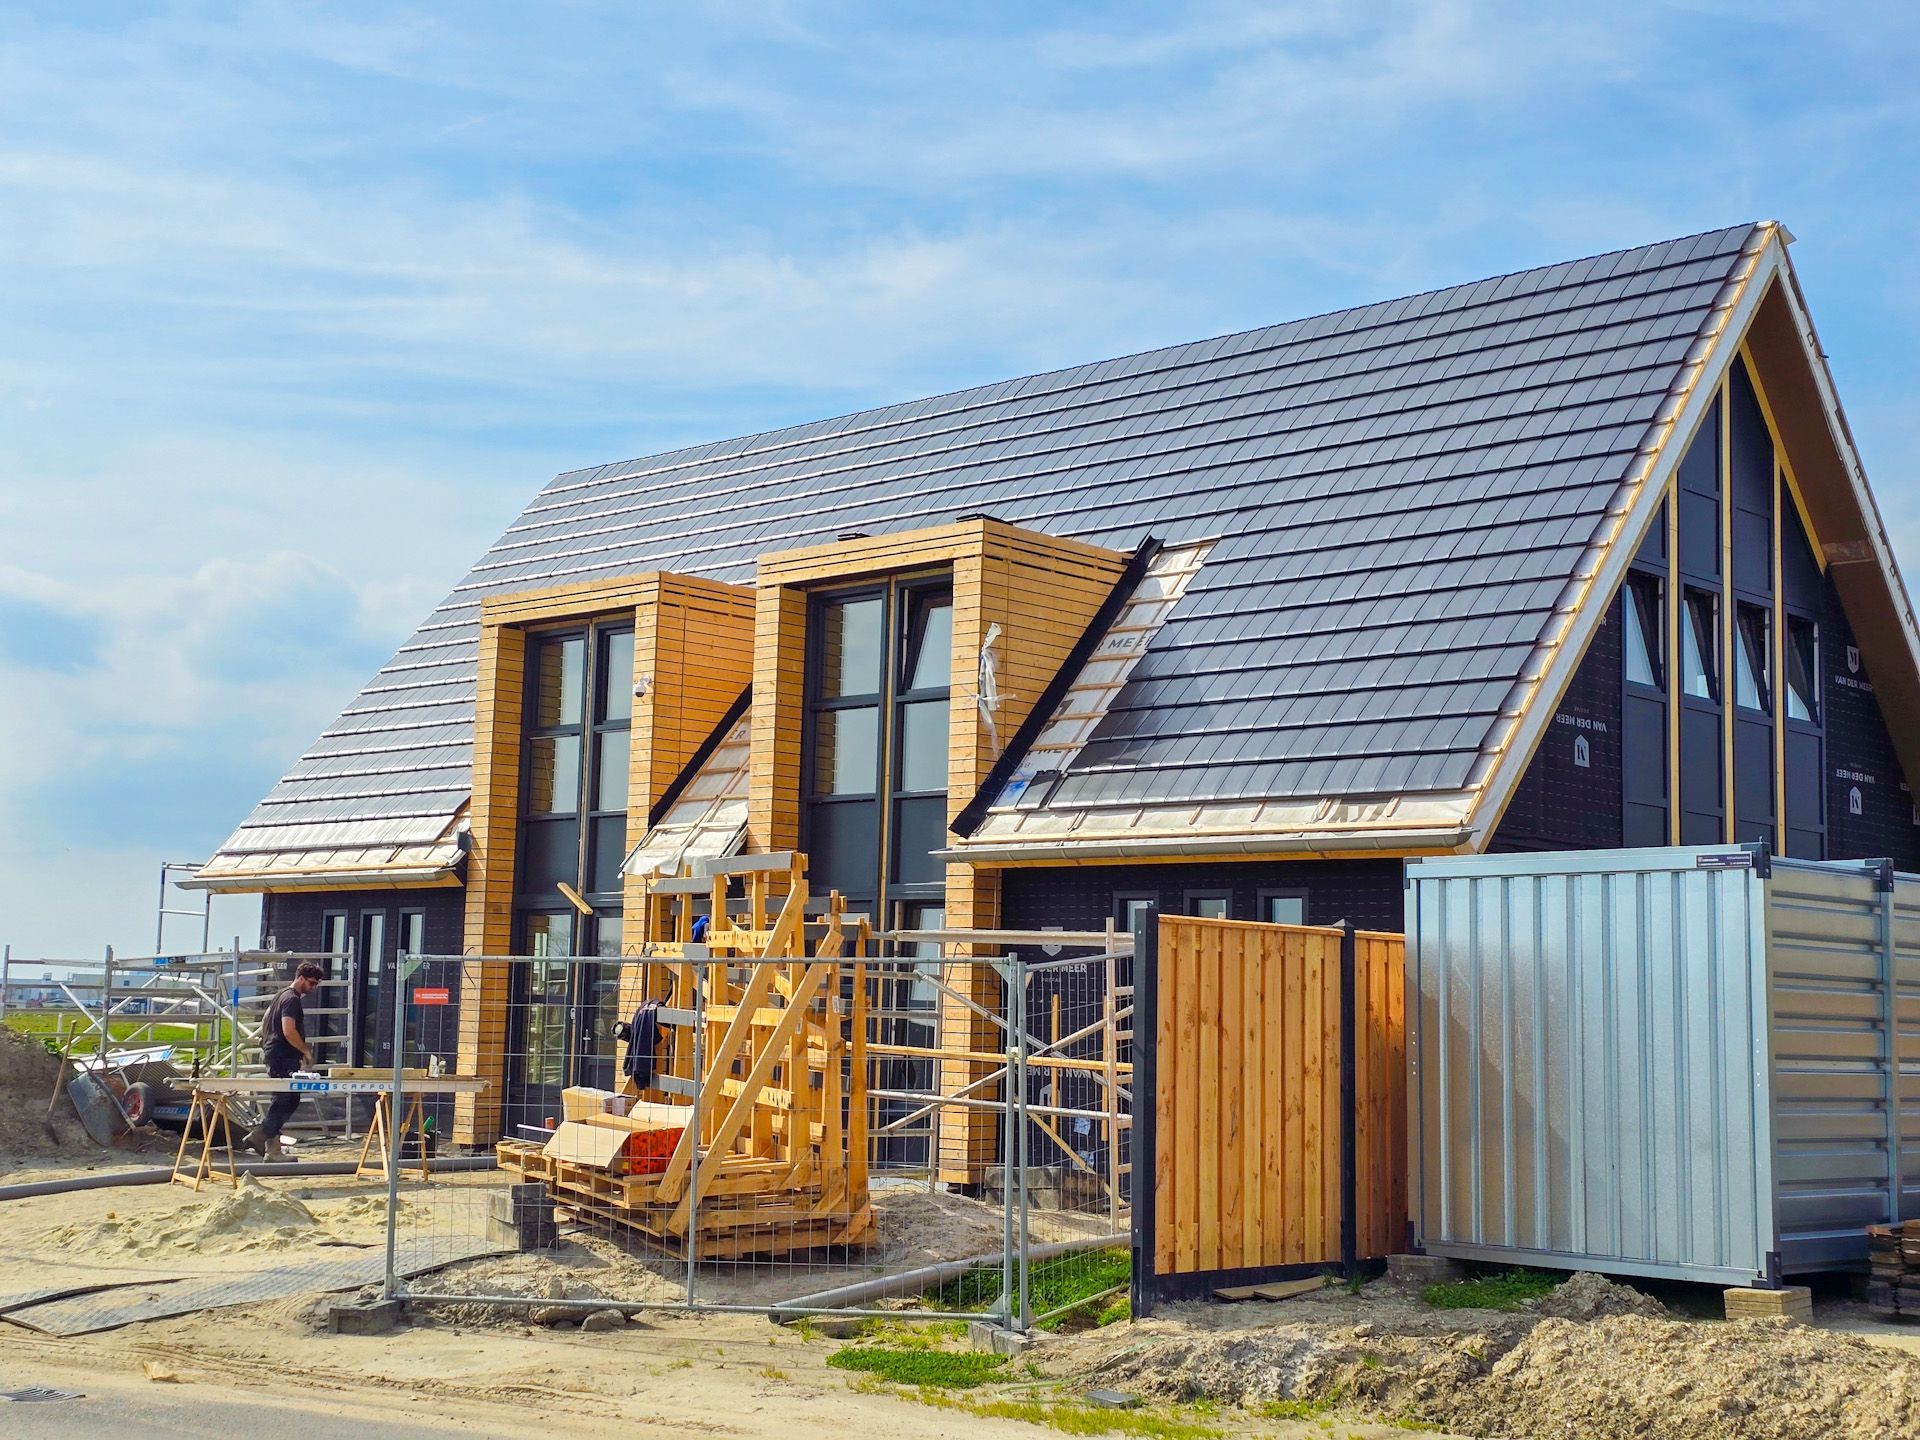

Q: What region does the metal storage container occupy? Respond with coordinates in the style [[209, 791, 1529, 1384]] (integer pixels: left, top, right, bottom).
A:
[[1407, 844, 1918, 1286]]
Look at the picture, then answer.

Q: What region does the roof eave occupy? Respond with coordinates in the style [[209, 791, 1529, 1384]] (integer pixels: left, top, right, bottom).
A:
[[939, 824, 1474, 865]]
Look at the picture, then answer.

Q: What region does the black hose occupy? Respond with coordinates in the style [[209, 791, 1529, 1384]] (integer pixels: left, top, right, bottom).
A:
[[0, 1154, 496, 1202]]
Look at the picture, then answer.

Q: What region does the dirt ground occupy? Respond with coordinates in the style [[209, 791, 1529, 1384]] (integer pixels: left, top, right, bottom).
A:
[[1056, 1272, 1920, 1439], [5, 1154, 1920, 1438]]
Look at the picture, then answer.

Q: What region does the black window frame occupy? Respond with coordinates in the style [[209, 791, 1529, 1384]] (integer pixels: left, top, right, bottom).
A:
[[1785, 614, 1819, 724], [801, 574, 953, 918], [1257, 888, 1310, 927], [1114, 892, 1158, 932], [516, 618, 634, 915], [1734, 602, 1772, 714], [1681, 587, 1720, 702], [1183, 889, 1233, 920], [1623, 570, 1665, 692]]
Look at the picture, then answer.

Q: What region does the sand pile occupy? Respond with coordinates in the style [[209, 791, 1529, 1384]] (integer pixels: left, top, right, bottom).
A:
[[0, 1025, 97, 1165], [1534, 1269, 1668, 1321], [1073, 1294, 1920, 1440], [39, 1176, 323, 1257]]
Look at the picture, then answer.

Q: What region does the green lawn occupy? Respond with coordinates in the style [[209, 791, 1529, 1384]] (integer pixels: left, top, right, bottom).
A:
[[5, 1012, 237, 1052]]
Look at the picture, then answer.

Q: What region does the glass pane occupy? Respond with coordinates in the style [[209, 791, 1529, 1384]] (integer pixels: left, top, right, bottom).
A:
[[527, 735, 581, 813], [523, 912, 574, 958], [1264, 894, 1306, 925], [594, 917, 624, 958], [519, 817, 581, 896], [399, 912, 425, 956], [1189, 895, 1230, 919], [324, 915, 348, 955], [1735, 606, 1769, 712], [534, 635, 586, 727], [811, 706, 878, 795], [358, 913, 386, 1065], [897, 699, 949, 793], [598, 628, 635, 724], [589, 814, 628, 894], [805, 800, 880, 901], [1786, 618, 1818, 722], [1681, 591, 1718, 700], [818, 597, 883, 698], [891, 794, 947, 885], [902, 594, 953, 693], [1624, 575, 1662, 689], [1119, 897, 1155, 930], [595, 729, 630, 812]]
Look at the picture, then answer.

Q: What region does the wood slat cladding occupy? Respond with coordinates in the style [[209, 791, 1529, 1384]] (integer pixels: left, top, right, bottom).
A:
[[454, 572, 753, 1144], [748, 518, 1129, 1182], [1148, 916, 1407, 1285]]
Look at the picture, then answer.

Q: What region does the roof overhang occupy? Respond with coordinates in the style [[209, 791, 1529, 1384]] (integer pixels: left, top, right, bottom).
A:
[[179, 864, 464, 894], [939, 824, 1472, 866]]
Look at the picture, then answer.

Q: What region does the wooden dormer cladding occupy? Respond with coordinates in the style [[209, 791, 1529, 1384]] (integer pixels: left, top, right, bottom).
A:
[[454, 571, 755, 1143], [748, 519, 1131, 856], [749, 518, 1131, 1182]]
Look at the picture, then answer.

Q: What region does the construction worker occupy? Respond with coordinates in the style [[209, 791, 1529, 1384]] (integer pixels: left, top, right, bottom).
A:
[[246, 961, 324, 1160]]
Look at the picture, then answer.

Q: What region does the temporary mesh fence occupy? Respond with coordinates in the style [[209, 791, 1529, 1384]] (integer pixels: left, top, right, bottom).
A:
[[376, 933, 1133, 1327]]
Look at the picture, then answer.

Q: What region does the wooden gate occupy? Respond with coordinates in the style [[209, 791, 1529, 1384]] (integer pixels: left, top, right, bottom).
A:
[[1132, 914, 1406, 1310]]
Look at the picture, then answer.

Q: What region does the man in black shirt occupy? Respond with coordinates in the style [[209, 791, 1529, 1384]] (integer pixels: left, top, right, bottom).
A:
[[246, 961, 325, 1159]]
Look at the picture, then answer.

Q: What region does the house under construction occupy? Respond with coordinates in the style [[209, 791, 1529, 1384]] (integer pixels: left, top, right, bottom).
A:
[[187, 222, 1920, 1167]]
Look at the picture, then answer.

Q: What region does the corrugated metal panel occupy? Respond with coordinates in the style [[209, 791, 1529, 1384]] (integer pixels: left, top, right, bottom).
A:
[[1412, 845, 1920, 1285], [209, 226, 1768, 873], [1765, 860, 1894, 1269], [1410, 846, 1776, 1286]]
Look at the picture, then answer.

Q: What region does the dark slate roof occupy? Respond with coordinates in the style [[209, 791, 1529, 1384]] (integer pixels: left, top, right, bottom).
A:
[[207, 222, 1766, 867]]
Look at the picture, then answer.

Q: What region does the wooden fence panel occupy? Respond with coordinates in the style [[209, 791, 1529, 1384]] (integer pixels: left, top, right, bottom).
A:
[[1136, 914, 1407, 1309]]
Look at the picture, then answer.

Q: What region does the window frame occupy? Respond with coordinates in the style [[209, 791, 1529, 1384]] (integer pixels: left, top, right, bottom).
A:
[[1734, 602, 1772, 714], [800, 573, 954, 916], [1257, 888, 1310, 927], [1681, 587, 1721, 702], [1623, 570, 1665, 692], [1784, 614, 1819, 724], [1183, 889, 1233, 920], [517, 617, 634, 912]]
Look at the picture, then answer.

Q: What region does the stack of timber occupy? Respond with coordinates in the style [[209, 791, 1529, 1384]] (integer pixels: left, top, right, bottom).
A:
[[498, 853, 876, 1259], [1868, 1221, 1920, 1318]]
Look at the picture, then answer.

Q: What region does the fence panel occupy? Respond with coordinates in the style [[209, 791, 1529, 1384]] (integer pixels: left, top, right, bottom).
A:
[[375, 936, 1132, 1327], [1135, 915, 1407, 1312]]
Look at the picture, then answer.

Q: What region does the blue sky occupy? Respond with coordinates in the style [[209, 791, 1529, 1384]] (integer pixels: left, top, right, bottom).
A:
[[2, 1, 1917, 959]]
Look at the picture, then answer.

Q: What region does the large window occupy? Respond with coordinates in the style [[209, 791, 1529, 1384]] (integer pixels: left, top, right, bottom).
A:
[[802, 578, 953, 915], [518, 622, 633, 910]]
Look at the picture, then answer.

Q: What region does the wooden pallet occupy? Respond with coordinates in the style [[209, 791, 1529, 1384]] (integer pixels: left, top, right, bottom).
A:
[[1868, 1221, 1920, 1319], [504, 855, 875, 1260]]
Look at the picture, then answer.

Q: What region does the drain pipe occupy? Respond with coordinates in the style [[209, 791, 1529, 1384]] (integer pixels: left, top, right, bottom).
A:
[[0, 1154, 496, 1202], [767, 1233, 1123, 1319]]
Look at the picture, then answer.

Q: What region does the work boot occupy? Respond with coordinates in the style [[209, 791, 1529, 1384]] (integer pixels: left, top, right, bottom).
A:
[[240, 1125, 267, 1155]]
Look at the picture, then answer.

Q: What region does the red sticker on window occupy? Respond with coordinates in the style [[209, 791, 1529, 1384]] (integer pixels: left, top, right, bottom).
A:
[[413, 986, 450, 1006]]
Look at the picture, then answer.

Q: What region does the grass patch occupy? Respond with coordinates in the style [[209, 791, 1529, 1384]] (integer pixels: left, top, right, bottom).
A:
[[854, 1317, 969, 1348], [927, 1247, 1132, 1330], [1093, 1295, 1131, 1327], [1421, 1269, 1559, 1313], [912, 1388, 1222, 1439], [827, 1346, 1009, 1388]]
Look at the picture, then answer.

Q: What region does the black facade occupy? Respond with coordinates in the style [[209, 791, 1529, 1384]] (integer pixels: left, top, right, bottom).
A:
[[1491, 595, 1626, 853], [1001, 858, 1407, 936], [260, 887, 466, 1073], [1823, 597, 1920, 870]]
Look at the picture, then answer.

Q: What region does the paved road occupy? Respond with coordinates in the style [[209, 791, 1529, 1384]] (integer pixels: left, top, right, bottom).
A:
[[1, 1376, 515, 1437]]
